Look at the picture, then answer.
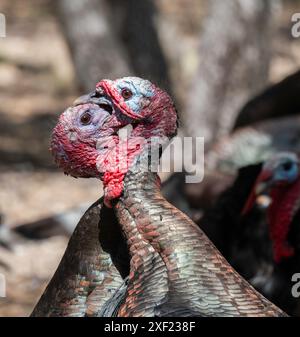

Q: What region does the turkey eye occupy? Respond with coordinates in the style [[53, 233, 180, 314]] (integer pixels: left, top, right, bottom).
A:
[[121, 88, 133, 100], [282, 162, 293, 171], [80, 112, 92, 125]]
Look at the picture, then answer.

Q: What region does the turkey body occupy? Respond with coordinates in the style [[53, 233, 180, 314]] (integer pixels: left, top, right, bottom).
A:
[[207, 115, 300, 174], [31, 199, 129, 317], [233, 69, 300, 129], [113, 170, 286, 317]]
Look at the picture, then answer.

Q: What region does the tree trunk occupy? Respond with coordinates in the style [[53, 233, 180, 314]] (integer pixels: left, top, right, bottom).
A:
[[109, 0, 172, 94], [185, 0, 279, 148], [56, 0, 172, 94], [56, 0, 132, 92]]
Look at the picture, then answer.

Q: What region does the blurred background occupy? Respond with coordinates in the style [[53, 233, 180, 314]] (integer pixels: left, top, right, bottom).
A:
[[0, 0, 300, 316]]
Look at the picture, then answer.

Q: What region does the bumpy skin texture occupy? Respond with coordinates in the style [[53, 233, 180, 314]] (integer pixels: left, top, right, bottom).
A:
[[268, 182, 300, 262], [31, 199, 127, 317]]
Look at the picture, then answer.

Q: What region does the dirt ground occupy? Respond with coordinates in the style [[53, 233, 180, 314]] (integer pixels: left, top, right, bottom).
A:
[[0, 0, 101, 316], [0, 0, 300, 316]]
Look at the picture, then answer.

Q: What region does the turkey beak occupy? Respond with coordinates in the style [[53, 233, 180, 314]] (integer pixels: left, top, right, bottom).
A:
[[73, 94, 91, 106], [72, 92, 114, 115], [254, 180, 273, 210], [242, 174, 273, 216], [242, 186, 272, 215]]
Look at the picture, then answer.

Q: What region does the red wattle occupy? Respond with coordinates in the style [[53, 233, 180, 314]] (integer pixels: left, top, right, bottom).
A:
[[99, 138, 146, 207], [268, 179, 300, 263], [103, 171, 125, 208]]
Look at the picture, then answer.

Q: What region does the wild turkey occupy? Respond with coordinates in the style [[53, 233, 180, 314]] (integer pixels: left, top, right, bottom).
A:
[[51, 76, 286, 316], [240, 152, 300, 315], [242, 152, 300, 263], [31, 103, 131, 317]]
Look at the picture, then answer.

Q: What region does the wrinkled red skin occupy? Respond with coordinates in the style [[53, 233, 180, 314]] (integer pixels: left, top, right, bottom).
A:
[[242, 170, 300, 263], [50, 104, 105, 179], [51, 78, 178, 207], [50, 103, 139, 207], [96, 137, 147, 207], [96, 79, 177, 206], [268, 180, 300, 263]]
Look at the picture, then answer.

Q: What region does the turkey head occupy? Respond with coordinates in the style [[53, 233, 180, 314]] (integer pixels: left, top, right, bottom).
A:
[[242, 152, 300, 263], [51, 77, 178, 207]]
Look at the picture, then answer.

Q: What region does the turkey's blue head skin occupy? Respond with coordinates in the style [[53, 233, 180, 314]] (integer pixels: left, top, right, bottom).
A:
[[242, 152, 300, 263], [51, 76, 178, 205], [260, 152, 299, 186], [97, 77, 155, 117], [95, 77, 178, 138]]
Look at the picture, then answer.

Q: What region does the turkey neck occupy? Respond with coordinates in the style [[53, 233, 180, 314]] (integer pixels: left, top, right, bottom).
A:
[[113, 144, 184, 255], [115, 169, 165, 254], [113, 164, 286, 317], [114, 168, 208, 281]]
